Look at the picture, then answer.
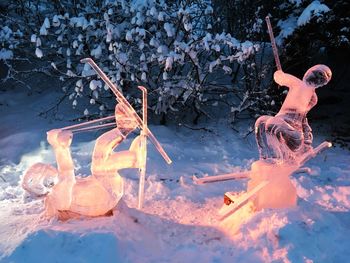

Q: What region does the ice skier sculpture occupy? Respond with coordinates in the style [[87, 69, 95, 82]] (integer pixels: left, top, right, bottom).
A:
[[255, 65, 332, 163], [23, 58, 171, 219], [196, 65, 333, 218], [194, 17, 332, 219], [45, 103, 140, 218]]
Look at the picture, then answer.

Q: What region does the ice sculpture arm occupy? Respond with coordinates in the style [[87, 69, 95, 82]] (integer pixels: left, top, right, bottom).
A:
[[274, 70, 303, 89], [81, 58, 172, 164]]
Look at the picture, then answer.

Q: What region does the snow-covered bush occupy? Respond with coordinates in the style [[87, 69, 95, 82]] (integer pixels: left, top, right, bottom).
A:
[[28, 0, 262, 122], [277, 1, 350, 69]]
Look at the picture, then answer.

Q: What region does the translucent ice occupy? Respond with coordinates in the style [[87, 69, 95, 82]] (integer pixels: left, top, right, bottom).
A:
[[217, 65, 333, 214], [23, 103, 142, 219], [255, 65, 332, 164]]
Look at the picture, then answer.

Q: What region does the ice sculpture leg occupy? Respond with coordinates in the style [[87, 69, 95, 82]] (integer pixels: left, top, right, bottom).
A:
[[247, 160, 297, 210], [255, 115, 273, 159], [45, 129, 76, 213], [255, 114, 305, 162], [301, 117, 313, 154], [91, 128, 141, 201], [91, 128, 137, 173]]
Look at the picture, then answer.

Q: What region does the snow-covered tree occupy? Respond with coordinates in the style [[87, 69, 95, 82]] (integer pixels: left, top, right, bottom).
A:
[[213, 0, 349, 118], [24, 0, 262, 123]]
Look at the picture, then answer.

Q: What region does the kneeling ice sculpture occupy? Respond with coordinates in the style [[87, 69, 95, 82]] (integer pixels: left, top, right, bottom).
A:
[[248, 65, 332, 209], [194, 17, 333, 219], [194, 65, 333, 218], [22, 58, 172, 219]]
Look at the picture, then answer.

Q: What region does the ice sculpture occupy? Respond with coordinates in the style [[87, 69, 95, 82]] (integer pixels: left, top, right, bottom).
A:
[[194, 17, 333, 219], [255, 65, 332, 163], [22, 58, 172, 219], [195, 66, 333, 219]]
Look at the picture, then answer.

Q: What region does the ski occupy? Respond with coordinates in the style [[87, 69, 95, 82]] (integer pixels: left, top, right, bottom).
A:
[[193, 171, 250, 185], [298, 141, 332, 166], [219, 180, 269, 220]]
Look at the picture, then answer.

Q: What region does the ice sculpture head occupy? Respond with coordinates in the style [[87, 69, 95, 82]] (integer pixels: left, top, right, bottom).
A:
[[303, 64, 332, 88]]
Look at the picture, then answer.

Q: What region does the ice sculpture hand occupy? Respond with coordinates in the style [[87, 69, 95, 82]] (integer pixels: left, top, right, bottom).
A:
[[47, 129, 73, 148]]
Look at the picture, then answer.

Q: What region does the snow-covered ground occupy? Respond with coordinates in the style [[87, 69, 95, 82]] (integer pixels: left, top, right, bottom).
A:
[[0, 87, 350, 263]]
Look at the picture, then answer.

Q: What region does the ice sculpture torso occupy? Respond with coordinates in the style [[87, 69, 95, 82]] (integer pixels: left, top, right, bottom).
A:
[[275, 71, 316, 115], [255, 65, 331, 164]]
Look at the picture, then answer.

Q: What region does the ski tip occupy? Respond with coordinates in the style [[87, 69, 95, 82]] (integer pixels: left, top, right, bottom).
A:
[[80, 58, 92, 63]]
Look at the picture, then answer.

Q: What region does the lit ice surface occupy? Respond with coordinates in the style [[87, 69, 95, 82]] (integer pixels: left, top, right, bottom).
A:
[[200, 65, 333, 215], [22, 59, 171, 219], [249, 65, 333, 210], [23, 103, 143, 218], [1, 83, 349, 262], [255, 65, 332, 163]]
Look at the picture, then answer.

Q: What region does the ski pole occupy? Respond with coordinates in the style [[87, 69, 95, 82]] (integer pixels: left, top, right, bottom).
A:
[[137, 86, 148, 209], [265, 16, 282, 71]]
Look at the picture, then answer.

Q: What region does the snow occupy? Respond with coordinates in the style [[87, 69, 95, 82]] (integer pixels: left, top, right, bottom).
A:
[[52, 15, 60, 27], [39, 25, 47, 36], [89, 80, 101, 91], [35, 48, 43, 58], [277, 1, 330, 44], [297, 1, 330, 26], [0, 49, 13, 60], [204, 6, 213, 15], [165, 56, 173, 71], [125, 31, 132, 42], [164, 23, 175, 38], [0, 86, 350, 262], [43, 18, 50, 29], [90, 45, 102, 59], [30, 34, 36, 43], [158, 11, 165, 22], [276, 16, 298, 45]]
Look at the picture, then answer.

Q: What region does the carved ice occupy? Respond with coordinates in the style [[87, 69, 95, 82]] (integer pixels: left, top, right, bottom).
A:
[[249, 65, 332, 211], [201, 65, 333, 218], [255, 65, 332, 164], [22, 58, 171, 219], [23, 103, 141, 218]]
